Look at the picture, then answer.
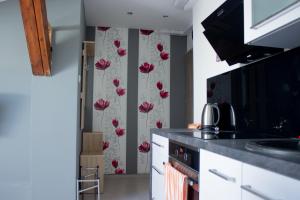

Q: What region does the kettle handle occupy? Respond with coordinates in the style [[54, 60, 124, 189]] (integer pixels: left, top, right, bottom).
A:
[[212, 104, 220, 126]]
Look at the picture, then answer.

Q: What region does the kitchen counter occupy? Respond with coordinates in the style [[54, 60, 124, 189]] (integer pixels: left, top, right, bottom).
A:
[[151, 128, 300, 180]]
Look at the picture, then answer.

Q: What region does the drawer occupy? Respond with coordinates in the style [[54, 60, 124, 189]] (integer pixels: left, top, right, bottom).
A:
[[152, 143, 168, 172], [242, 164, 300, 200], [152, 134, 169, 154], [200, 150, 242, 182], [152, 167, 165, 200], [200, 149, 242, 200]]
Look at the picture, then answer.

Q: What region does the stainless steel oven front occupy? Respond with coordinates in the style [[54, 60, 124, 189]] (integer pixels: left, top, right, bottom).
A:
[[169, 140, 199, 200]]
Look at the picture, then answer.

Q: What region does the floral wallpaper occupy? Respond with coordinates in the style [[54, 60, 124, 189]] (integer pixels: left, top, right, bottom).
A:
[[137, 30, 170, 174], [93, 27, 128, 174]]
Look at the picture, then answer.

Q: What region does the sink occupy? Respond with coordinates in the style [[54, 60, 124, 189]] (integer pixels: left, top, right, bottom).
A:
[[245, 139, 300, 157]]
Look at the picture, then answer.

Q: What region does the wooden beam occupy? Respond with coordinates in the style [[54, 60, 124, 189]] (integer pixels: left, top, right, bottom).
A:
[[19, 0, 44, 75], [48, 24, 53, 45], [19, 0, 51, 76], [33, 0, 51, 75]]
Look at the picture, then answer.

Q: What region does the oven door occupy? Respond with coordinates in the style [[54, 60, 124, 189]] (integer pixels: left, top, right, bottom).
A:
[[168, 158, 199, 200], [188, 184, 199, 200]]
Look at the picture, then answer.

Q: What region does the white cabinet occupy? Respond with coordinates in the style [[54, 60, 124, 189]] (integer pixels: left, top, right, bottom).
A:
[[200, 149, 242, 200], [152, 134, 169, 155], [151, 134, 169, 200], [200, 150, 300, 200], [152, 143, 168, 172], [151, 167, 165, 200], [242, 164, 300, 200], [244, 0, 300, 48]]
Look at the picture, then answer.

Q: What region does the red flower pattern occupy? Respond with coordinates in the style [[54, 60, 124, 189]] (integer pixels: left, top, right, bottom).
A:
[[113, 79, 120, 87], [139, 102, 154, 113], [103, 141, 109, 151], [117, 48, 127, 57], [94, 99, 110, 110], [139, 62, 154, 74], [138, 141, 151, 153], [115, 168, 125, 174], [112, 160, 119, 168], [112, 119, 119, 128], [160, 51, 169, 60], [160, 90, 169, 99], [116, 88, 126, 96], [157, 43, 163, 52], [156, 120, 163, 129], [95, 59, 111, 70], [140, 29, 154, 35], [97, 26, 110, 31], [94, 27, 170, 172], [115, 128, 125, 137], [156, 81, 163, 90], [114, 40, 121, 48]]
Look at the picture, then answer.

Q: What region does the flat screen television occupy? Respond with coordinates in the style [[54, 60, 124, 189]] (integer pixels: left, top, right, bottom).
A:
[[207, 47, 300, 137]]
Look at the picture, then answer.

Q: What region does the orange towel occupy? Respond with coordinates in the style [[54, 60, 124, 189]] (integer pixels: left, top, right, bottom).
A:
[[164, 163, 188, 200]]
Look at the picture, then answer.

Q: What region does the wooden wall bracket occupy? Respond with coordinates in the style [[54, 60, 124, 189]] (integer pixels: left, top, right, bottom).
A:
[[20, 0, 52, 76]]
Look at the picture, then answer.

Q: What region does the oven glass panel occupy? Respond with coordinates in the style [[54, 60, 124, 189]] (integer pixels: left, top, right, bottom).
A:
[[169, 141, 199, 172]]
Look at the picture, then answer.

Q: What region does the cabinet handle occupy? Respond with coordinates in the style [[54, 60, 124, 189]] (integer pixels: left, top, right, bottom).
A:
[[241, 185, 281, 200], [152, 166, 164, 175], [152, 142, 164, 148], [208, 169, 236, 183]]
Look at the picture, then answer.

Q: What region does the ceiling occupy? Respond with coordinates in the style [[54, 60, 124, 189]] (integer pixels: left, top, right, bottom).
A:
[[83, 0, 196, 35]]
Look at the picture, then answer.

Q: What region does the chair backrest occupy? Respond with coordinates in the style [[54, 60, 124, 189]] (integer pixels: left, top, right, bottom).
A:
[[82, 132, 103, 154]]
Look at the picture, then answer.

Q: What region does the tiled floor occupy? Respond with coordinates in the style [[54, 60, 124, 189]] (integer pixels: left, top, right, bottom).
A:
[[81, 174, 150, 200]]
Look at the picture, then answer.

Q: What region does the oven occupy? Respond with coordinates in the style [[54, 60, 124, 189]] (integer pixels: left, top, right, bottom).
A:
[[169, 140, 199, 200]]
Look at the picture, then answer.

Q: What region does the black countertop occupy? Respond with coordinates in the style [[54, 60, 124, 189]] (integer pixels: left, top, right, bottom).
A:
[[151, 128, 300, 181]]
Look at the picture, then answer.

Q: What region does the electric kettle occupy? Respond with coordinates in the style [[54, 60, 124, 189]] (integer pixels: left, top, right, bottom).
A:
[[201, 103, 220, 130], [218, 102, 237, 131]]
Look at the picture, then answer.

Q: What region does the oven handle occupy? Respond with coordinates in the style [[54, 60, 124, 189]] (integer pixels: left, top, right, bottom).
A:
[[208, 169, 236, 183], [169, 155, 199, 175], [152, 166, 164, 175]]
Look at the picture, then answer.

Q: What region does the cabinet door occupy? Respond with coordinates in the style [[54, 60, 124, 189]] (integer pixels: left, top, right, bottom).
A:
[[151, 168, 159, 200], [200, 150, 242, 200], [152, 134, 169, 154], [251, 0, 299, 26], [152, 143, 168, 172], [242, 164, 300, 200], [244, 0, 300, 48], [151, 167, 165, 200], [151, 134, 168, 200]]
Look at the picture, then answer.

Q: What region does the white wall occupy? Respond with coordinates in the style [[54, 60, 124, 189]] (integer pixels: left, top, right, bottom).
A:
[[0, 1, 32, 199], [0, 0, 84, 199], [31, 0, 83, 200], [192, 0, 242, 122], [186, 28, 193, 52]]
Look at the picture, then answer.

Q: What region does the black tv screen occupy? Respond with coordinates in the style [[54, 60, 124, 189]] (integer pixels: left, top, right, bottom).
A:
[[207, 47, 300, 137]]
